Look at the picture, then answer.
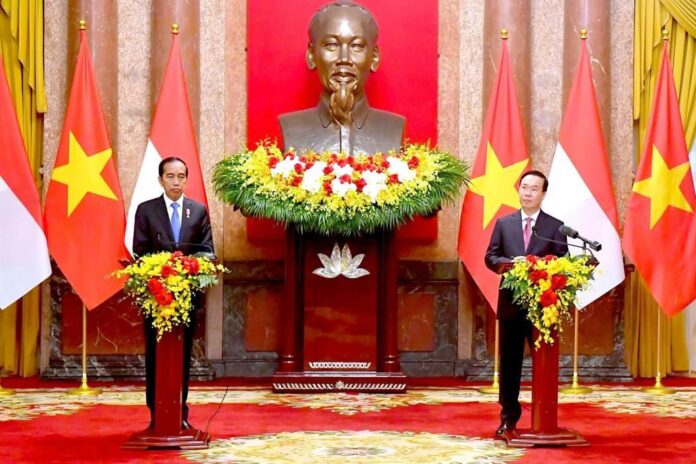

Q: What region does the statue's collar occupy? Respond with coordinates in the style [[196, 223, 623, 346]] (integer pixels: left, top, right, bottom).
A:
[[317, 95, 370, 130]]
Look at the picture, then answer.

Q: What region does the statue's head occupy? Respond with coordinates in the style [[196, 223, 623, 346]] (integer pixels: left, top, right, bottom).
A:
[[306, 1, 380, 125]]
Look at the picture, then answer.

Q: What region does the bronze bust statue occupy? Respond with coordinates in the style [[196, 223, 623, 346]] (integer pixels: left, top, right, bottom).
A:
[[279, 1, 405, 155]]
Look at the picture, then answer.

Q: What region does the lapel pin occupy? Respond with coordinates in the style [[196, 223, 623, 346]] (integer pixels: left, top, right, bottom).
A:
[[186, 208, 190, 219]]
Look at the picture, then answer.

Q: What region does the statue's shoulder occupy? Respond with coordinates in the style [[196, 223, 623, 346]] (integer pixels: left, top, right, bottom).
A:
[[368, 108, 406, 127], [278, 108, 319, 130]]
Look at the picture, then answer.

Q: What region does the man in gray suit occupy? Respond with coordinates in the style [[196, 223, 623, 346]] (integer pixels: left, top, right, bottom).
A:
[[279, 1, 405, 155]]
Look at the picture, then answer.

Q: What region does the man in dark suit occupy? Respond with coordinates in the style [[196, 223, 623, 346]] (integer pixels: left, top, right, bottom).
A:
[[133, 156, 213, 429], [484, 170, 568, 436]]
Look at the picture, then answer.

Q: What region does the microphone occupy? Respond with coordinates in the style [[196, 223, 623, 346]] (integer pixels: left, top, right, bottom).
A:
[[532, 226, 574, 250], [558, 225, 602, 252]]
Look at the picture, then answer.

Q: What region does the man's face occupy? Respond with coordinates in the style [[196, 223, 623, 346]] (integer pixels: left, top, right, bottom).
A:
[[159, 160, 188, 201], [307, 7, 379, 99], [518, 174, 546, 212]]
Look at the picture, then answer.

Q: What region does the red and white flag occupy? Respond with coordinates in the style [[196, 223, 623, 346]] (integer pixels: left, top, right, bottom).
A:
[[0, 59, 51, 310], [125, 31, 208, 254], [544, 38, 624, 308]]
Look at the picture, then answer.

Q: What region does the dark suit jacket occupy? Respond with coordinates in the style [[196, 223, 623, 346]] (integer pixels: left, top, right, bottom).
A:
[[133, 195, 214, 257], [484, 210, 568, 320]]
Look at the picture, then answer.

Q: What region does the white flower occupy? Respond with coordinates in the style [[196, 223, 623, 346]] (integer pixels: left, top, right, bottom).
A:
[[387, 156, 416, 182], [271, 157, 300, 178], [331, 178, 357, 197], [332, 164, 354, 178], [300, 161, 327, 193], [361, 171, 387, 202]]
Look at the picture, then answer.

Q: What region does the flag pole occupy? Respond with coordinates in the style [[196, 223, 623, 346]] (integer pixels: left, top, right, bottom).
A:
[[642, 308, 675, 394], [479, 320, 500, 393], [67, 303, 102, 396], [560, 307, 591, 394], [0, 370, 15, 396]]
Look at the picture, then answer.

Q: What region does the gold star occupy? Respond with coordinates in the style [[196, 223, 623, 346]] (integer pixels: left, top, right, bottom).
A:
[[632, 145, 693, 229], [468, 142, 528, 228], [51, 132, 117, 216]]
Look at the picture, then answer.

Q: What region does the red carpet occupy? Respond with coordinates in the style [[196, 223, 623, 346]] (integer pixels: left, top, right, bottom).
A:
[[1, 381, 695, 463]]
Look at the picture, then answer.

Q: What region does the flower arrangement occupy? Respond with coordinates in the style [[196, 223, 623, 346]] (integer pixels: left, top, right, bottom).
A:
[[501, 254, 596, 347], [213, 142, 468, 236], [115, 251, 227, 340]]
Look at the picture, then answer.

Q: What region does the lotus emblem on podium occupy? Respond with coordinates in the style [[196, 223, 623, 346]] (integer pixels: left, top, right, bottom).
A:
[[313, 243, 370, 279]]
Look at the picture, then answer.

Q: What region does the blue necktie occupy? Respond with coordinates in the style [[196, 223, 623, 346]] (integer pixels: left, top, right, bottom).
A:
[[171, 203, 181, 243]]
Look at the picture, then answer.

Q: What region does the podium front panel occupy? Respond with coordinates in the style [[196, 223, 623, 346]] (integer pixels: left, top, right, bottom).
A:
[[302, 236, 378, 371]]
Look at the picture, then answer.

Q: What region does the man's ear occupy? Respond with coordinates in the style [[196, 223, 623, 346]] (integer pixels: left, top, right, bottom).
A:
[[306, 44, 316, 70], [370, 45, 380, 72]]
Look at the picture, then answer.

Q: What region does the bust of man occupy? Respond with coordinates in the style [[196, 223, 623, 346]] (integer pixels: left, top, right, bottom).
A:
[[279, 0, 405, 155]]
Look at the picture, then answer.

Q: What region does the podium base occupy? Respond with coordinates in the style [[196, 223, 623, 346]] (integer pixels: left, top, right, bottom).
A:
[[501, 427, 589, 448], [272, 371, 407, 393], [123, 426, 211, 450]]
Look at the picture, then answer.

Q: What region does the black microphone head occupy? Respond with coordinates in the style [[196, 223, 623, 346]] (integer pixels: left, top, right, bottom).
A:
[[559, 225, 579, 238]]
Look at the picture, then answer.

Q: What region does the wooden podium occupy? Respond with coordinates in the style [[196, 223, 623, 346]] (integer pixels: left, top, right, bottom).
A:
[[124, 326, 210, 450], [503, 327, 588, 448], [272, 226, 406, 393]]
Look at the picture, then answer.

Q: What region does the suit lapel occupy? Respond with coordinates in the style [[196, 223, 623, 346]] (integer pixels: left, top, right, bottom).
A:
[[512, 210, 527, 255], [527, 210, 549, 255], [179, 197, 192, 244]]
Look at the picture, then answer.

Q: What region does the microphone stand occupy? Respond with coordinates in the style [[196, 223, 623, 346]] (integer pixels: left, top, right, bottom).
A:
[[560, 241, 592, 395], [66, 303, 102, 396]]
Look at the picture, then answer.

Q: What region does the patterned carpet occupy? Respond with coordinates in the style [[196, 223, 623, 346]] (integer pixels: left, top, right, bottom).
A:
[[1, 384, 695, 463]]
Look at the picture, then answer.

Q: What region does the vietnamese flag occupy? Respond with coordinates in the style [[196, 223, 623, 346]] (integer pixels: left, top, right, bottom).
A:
[[623, 39, 696, 316], [457, 36, 529, 311], [124, 29, 208, 255], [44, 28, 130, 310]]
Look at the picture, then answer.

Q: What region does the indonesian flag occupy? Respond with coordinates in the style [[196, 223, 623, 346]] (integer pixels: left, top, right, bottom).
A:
[[457, 38, 530, 311], [623, 40, 696, 316], [125, 31, 208, 254], [43, 29, 130, 310], [544, 38, 624, 308], [0, 57, 51, 310]]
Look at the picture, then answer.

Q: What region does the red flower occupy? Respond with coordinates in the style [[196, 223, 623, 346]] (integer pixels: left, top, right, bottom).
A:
[[305, 161, 314, 170], [407, 156, 419, 168], [525, 255, 538, 265], [529, 269, 548, 283], [355, 178, 367, 192], [290, 176, 302, 186], [161, 264, 177, 277], [330, 152, 339, 161], [293, 163, 304, 174], [540, 290, 558, 307], [323, 181, 333, 194], [299, 155, 308, 163], [323, 165, 334, 175], [171, 251, 184, 261], [339, 174, 352, 183], [267, 157, 279, 168], [155, 290, 174, 306], [551, 274, 567, 290], [284, 151, 294, 159], [337, 158, 348, 167], [388, 174, 399, 184], [381, 160, 390, 169], [182, 257, 200, 275], [147, 278, 164, 295], [543, 254, 556, 262]]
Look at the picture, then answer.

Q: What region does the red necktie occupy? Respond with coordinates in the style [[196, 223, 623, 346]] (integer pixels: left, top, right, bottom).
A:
[[523, 217, 532, 250]]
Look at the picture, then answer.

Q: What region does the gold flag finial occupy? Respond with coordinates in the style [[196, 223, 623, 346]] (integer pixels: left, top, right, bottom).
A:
[[580, 28, 588, 39], [79, 19, 86, 30], [500, 28, 508, 40], [171, 23, 180, 34], [662, 28, 669, 41]]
